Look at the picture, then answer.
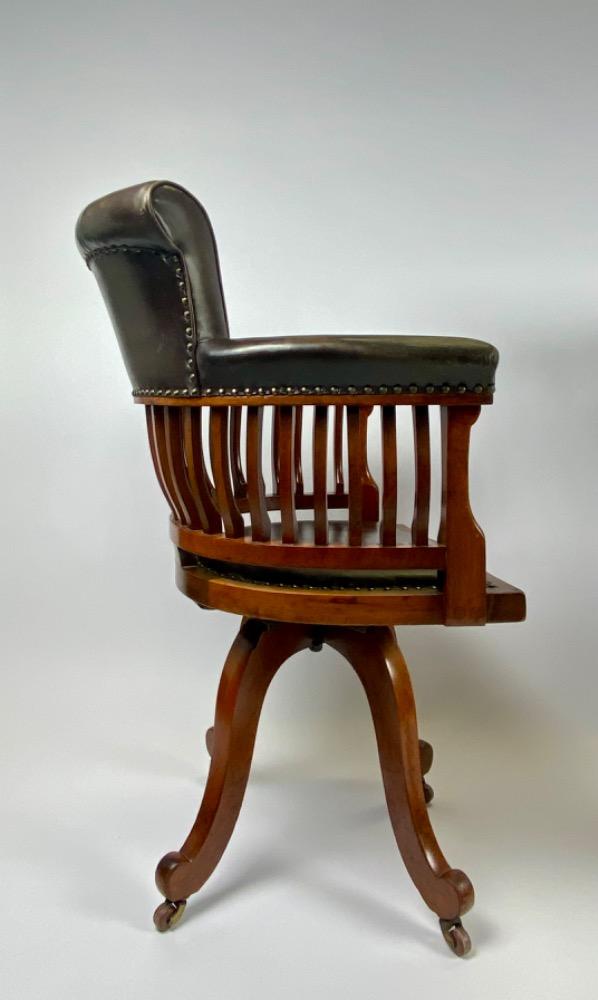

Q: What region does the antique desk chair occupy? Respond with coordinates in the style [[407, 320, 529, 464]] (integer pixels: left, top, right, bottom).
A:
[[76, 181, 525, 956]]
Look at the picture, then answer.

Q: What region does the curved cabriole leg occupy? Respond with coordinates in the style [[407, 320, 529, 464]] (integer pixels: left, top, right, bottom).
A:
[[326, 626, 474, 956], [154, 619, 311, 931]]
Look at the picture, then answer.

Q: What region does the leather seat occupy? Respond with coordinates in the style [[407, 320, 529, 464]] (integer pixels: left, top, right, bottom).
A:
[[76, 180, 498, 398], [197, 333, 497, 395]]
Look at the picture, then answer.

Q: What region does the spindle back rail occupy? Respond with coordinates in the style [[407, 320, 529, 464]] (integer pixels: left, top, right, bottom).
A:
[[140, 390, 486, 626]]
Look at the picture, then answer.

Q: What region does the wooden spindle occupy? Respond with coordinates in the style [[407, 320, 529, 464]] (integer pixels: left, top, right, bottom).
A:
[[230, 407, 247, 499], [278, 406, 298, 543], [294, 406, 305, 497], [333, 405, 344, 494], [313, 405, 329, 545], [439, 406, 486, 624], [182, 408, 221, 533], [146, 406, 181, 521], [380, 406, 398, 545], [246, 407, 271, 541], [359, 406, 379, 522], [209, 407, 244, 538], [411, 405, 431, 545], [347, 406, 364, 545], [271, 408, 281, 496], [148, 405, 190, 524], [163, 407, 203, 528]]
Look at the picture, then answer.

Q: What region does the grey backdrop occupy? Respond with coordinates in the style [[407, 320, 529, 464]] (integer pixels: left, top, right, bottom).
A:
[[2, 2, 597, 998]]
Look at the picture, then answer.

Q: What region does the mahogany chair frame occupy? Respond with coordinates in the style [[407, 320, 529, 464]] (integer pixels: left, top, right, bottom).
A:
[[141, 387, 525, 956], [75, 178, 526, 958]]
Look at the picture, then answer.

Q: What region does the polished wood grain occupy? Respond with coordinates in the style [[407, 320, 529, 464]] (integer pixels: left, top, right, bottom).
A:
[[278, 406, 298, 543], [438, 406, 486, 624], [146, 406, 179, 521], [182, 409, 221, 533], [359, 406, 380, 522], [411, 405, 431, 545], [172, 520, 446, 570], [347, 405, 364, 545], [164, 407, 202, 528], [327, 626, 474, 923], [380, 405, 398, 545], [230, 406, 247, 500], [155, 620, 312, 907], [313, 405, 329, 545], [209, 407, 244, 538], [245, 406, 271, 542]]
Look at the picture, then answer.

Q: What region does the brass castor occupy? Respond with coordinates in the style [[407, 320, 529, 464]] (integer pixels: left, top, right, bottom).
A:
[[439, 917, 472, 957], [205, 726, 214, 757], [153, 899, 187, 932]]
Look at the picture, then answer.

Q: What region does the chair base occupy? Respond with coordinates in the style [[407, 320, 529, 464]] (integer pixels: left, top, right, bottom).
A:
[[153, 618, 474, 956]]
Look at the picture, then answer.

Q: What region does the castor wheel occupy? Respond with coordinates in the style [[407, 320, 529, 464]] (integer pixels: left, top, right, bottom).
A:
[[423, 779, 434, 804], [153, 899, 187, 932], [439, 917, 472, 957], [205, 726, 214, 757]]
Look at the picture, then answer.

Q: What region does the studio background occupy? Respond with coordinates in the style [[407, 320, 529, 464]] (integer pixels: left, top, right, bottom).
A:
[[2, 2, 597, 998]]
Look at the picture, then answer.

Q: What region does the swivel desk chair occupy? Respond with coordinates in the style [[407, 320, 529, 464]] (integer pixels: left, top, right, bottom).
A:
[[76, 181, 525, 956]]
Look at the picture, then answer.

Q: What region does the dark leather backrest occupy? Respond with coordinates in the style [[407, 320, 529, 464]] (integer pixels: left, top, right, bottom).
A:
[[76, 181, 229, 396]]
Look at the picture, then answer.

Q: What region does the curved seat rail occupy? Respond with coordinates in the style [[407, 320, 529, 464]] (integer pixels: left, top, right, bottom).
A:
[[139, 392, 486, 625]]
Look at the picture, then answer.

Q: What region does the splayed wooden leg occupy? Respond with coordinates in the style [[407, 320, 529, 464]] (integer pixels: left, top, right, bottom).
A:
[[154, 619, 312, 929], [326, 626, 474, 956], [156, 620, 472, 954]]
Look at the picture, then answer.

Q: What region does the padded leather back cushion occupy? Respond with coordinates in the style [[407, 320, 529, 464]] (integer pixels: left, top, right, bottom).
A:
[[76, 181, 228, 395]]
